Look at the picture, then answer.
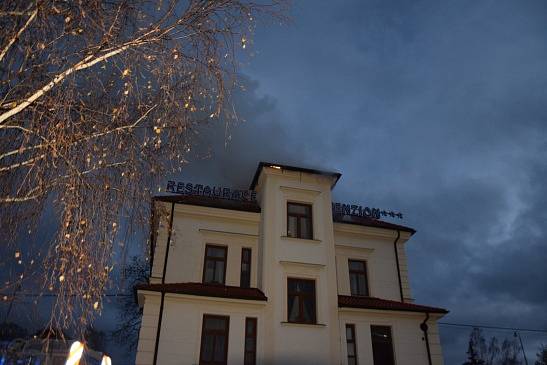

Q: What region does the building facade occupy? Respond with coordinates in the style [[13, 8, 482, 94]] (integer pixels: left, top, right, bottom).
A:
[[135, 162, 448, 365]]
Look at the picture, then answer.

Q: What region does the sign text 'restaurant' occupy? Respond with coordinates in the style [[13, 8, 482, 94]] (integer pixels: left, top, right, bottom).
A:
[[166, 181, 257, 202]]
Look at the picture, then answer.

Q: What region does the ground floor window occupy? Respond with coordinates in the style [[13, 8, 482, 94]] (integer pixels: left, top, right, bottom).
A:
[[199, 315, 230, 365], [346, 323, 358, 365], [370, 325, 395, 365], [244, 318, 257, 365]]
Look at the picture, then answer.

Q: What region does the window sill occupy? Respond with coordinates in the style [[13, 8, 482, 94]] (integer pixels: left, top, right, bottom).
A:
[[280, 321, 326, 328], [280, 236, 321, 244]]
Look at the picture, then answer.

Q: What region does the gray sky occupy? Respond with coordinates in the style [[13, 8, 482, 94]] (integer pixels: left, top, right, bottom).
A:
[[181, 0, 547, 363]]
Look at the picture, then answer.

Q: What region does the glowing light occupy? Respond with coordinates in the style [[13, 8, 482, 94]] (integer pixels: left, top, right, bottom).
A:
[[65, 341, 84, 365], [101, 355, 112, 365], [270, 165, 282, 170]]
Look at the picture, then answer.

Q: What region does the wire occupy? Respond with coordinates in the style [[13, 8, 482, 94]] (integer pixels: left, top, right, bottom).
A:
[[1, 293, 132, 298], [439, 322, 547, 334]]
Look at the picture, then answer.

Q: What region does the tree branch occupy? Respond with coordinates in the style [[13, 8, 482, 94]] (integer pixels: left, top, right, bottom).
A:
[[0, 40, 142, 125], [0, 8, 38, 62], [0, 153, 46, 172]]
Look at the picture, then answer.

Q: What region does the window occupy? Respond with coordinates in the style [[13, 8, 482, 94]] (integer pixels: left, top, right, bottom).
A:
[[370, 325, 395, 365], [244, 318, 257, 365], [240, 248, 252, 288], [203, 245, 227, 285], [346, 324, 358, 365], [287, 202, 313, 239], [287, 278, 316, 324], [199, 315, 230, 365], [349, 260, 369, 296]]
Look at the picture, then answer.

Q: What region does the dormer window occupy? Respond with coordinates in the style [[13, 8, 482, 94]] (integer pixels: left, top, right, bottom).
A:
[[203, 245, 227, 285], [287, 202, 313, 239], [349, 260, 369, 296]]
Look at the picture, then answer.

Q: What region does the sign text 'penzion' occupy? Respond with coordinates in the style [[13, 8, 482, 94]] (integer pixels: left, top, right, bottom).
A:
[[332, 203, 403, 220]]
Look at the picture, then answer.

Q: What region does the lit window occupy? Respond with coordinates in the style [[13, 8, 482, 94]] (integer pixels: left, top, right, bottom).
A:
[[287, 203, 313, 239], [371, 325, 395, 365], [349, 260, 369, 296], [287, 278, 316, 324], [203, 245, 227, 285]]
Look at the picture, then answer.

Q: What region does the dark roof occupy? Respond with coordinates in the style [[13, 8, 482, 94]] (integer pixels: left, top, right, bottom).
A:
[[154, 194, 261, 213], [249, 161, 342, 190], [136, 282, 267, 301], [338, 295, 448, 314], [154, 195, 414, 234], [333, 214, 416, 235]]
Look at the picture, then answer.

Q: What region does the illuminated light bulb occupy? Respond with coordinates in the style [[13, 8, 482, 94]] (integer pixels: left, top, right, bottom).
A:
[[270, 165, 282, 170], [65, 341, 84, 365], [101, 355, 112, 365]]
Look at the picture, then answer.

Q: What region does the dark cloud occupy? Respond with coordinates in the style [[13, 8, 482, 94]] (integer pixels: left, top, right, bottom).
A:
[[180, 1, 547, 364], [177, 75, 327, 188]]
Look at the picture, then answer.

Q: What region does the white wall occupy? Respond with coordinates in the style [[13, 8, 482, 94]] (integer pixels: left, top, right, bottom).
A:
[[138, 293, 266, 365], [255, 167, 341, 365], [334, 223, 413, 302], [339, 309, 444, 365], [151, 202, 260, 287], [136, 293, 161, 365], [137, 165, 445, 365]]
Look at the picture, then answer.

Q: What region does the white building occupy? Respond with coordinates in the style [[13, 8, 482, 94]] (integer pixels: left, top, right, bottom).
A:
[[135, 162, 448, 365]]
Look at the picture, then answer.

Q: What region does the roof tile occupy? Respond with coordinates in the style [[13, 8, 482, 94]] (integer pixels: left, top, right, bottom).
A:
[[338, 295, 448, 314], [154, 195, 261, 213], [333, 214, 416, 234], [136, 282, 267, 301]]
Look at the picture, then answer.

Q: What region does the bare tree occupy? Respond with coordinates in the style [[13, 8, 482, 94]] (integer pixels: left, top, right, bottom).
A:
[[0, 0, 288, 334], [536, 344, 547, 365], [111, 256, 149, 352], [463, 329, 523, 365], [464, 328, 486, 365], [499, 338, 522, 365]]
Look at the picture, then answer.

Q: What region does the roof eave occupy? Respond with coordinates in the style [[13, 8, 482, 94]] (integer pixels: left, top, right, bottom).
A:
[[249, 161, 342, 190]]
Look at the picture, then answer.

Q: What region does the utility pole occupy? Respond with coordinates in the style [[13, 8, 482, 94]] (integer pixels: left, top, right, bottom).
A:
[[514, 331, 529, 365]]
